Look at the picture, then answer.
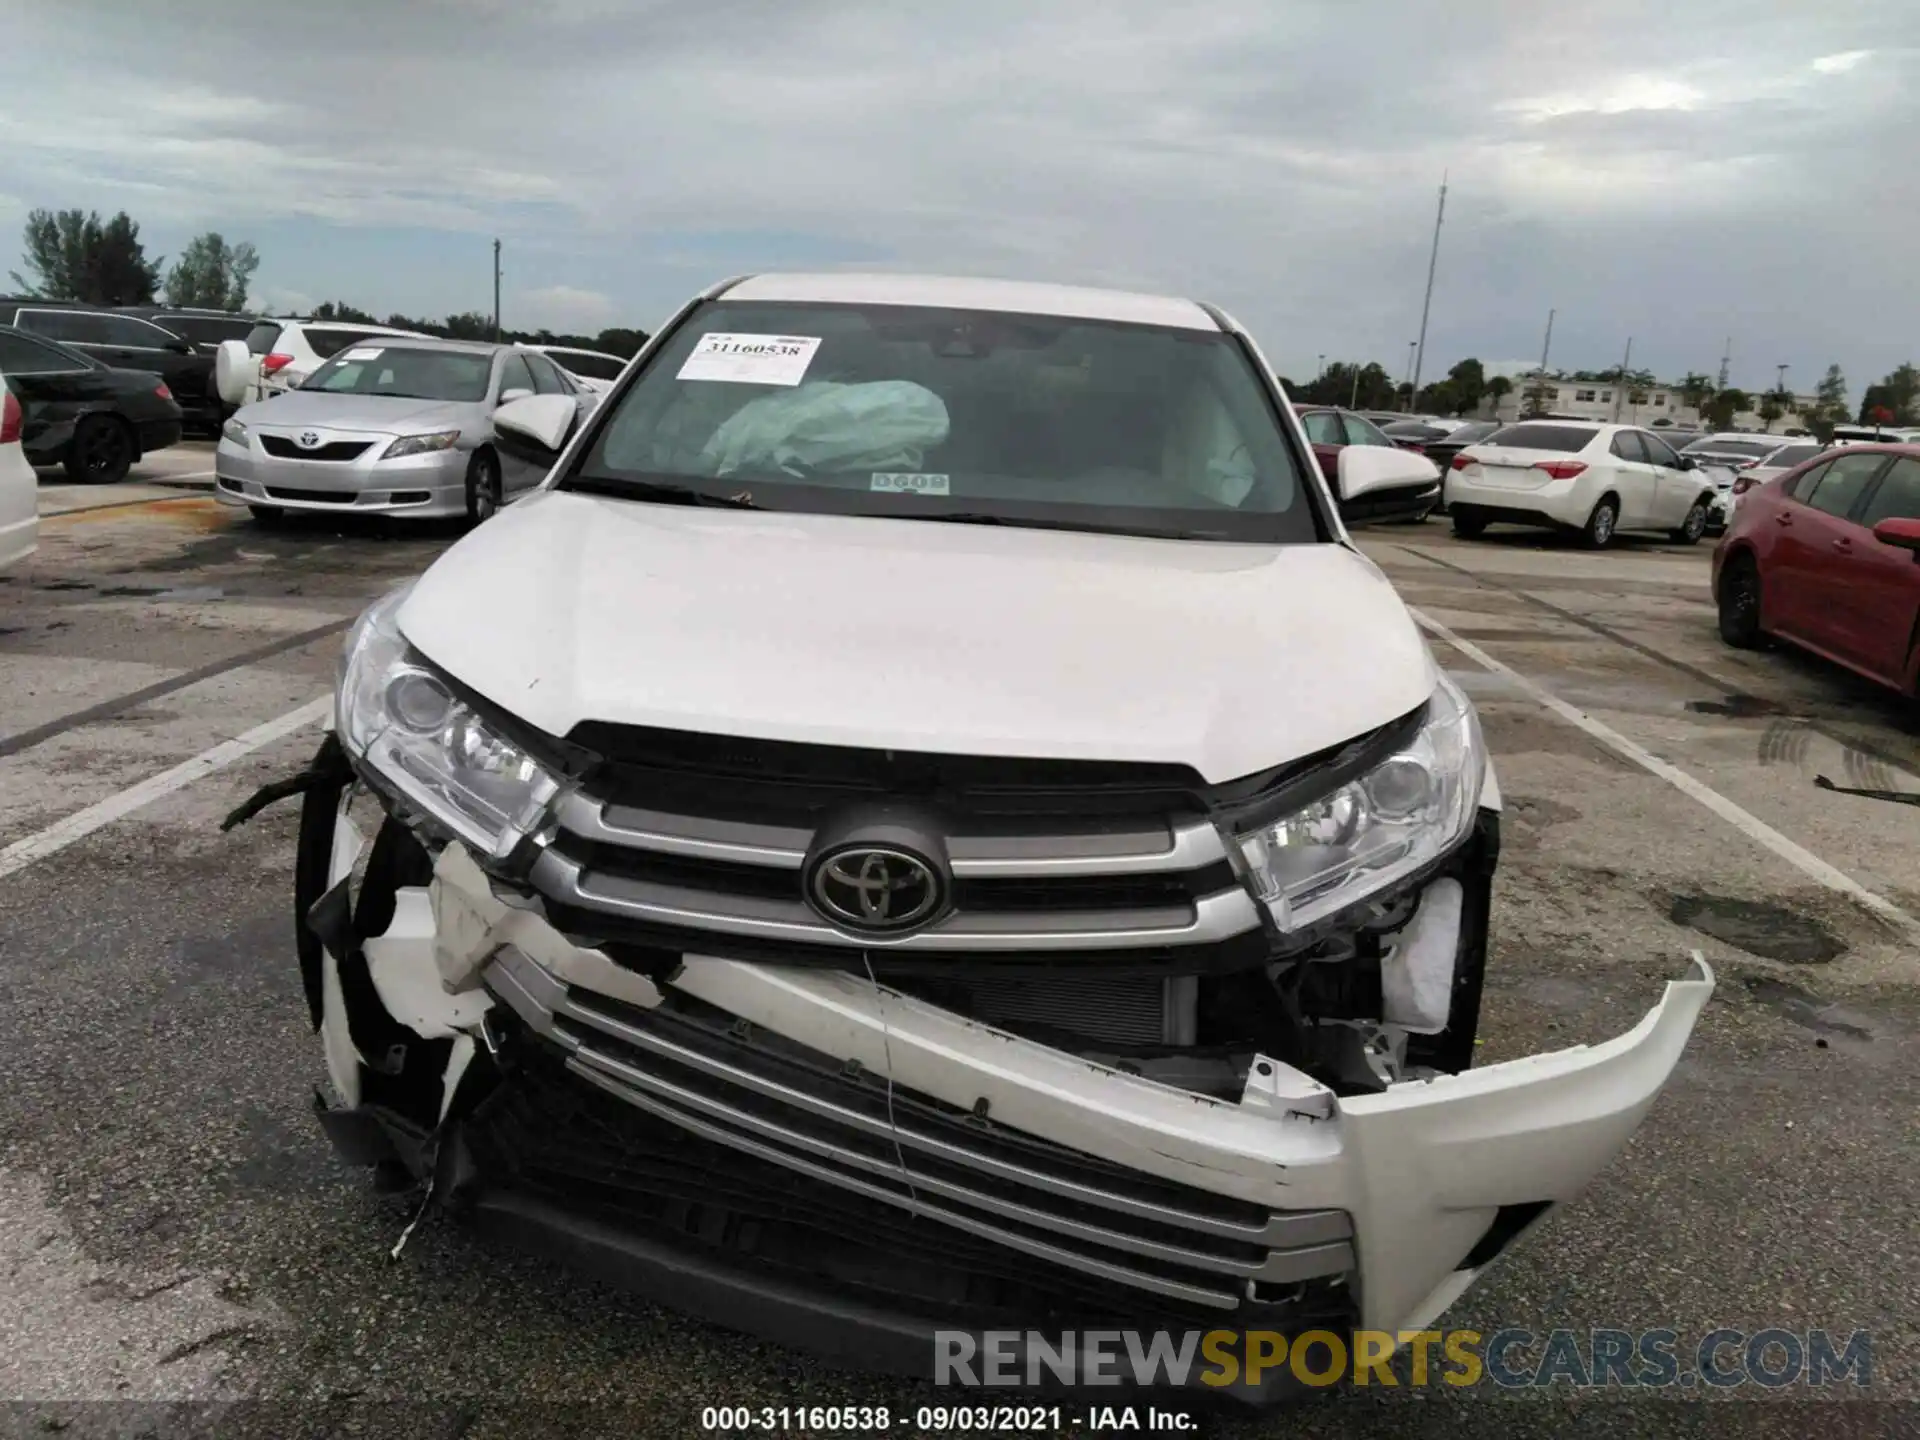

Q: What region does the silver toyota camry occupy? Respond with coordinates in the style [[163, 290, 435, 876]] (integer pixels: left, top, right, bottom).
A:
[[214, 338, 594, 523]]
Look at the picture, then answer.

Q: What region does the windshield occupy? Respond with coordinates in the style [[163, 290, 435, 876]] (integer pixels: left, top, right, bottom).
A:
[[159, 315, 255, 347], [1446, 422, 1501, 444], [551, 350, 626, 380], [1683, 437, 1777, 458], [301, 345, 492, 402], [563, 299, 1322, 542], [1485, 423, 1597, 452]]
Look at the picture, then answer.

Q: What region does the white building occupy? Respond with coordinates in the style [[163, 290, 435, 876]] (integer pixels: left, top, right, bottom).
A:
[[1489, 379, 1818, 434]]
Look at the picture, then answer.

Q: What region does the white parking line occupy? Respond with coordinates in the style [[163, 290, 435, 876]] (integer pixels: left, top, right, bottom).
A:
[[0, 696, 330, 882], [1413, 608, 1920, 935]]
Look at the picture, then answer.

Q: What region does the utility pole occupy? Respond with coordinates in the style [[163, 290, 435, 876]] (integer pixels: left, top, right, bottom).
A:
[[1773, 363, 1790, 434], [1403, 341, 1418, 411], [1410, 171, 1447, 403], [1317, 354, 1326, 378], [1613, 337, 1633, 422], [1528, 308, 1555, 417], [492, 238, 502, 342], [1349, 363, 1360, 410]]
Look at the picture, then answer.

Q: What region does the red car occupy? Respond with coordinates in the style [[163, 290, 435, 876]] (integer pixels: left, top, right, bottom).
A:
[[1712, 443, 1920, 700]]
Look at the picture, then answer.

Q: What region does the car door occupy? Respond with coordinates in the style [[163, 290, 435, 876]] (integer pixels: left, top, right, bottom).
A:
[[1638, 430, 1699, 524], [1770, 451, 1892, 655], [490, 350, 544, 493], [1844, 455, 1920, 686], [1603, 430, 1660, 528], [1299, 409, 1345, 484], [0, 329, 116, 462]]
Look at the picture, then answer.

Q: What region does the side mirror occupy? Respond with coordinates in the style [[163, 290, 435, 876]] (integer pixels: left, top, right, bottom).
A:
[[498, 387, 534, 405], [1675, 455, 1696, 470], [492, 393, 580, 465], [1873, 517, 1920, 558], [1335, 444, 1442, 527], [213, 339, 256, 406], [165, 338, 194, 355]]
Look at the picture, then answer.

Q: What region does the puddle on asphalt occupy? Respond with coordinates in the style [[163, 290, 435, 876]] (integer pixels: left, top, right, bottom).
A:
[[1687, 693, 1790, 718], [1668, 894, 1847, 964]]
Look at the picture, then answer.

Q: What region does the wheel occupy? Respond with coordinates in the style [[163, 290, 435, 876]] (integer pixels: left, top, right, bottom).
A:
[[1451, 510, 1487, 539], [1717, 555, 1764, 648], [1580, 496, 1620, 548], [247, 504, 287, 525], [1670, 499, 1710, 545], [64, 415, 134, 484], [464, 449, 502, 524]]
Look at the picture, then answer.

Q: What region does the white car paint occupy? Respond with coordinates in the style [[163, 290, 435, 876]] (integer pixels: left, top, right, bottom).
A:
[[519, 343, 629, 394], [395, 488, 1437, 784], [303, 270, 1710, 1372], [1445, 420, 1717, 539], [0, 383, 36, 569]]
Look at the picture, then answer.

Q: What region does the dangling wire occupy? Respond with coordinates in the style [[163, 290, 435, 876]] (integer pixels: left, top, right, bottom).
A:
[[862, 949, 921, 1219]]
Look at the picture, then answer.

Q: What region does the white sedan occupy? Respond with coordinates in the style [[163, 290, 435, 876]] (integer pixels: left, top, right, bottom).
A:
[[0, 382, 37, 570], [1444, 420, 1720, 547]]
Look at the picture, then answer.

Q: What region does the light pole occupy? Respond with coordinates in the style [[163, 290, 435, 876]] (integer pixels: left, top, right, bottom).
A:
[[1403, 341, 1418, 411], [1612, 337, 1632, 422], [492, 238, 502, 342], [1410, 172, 1447, 403], [1529, 308, 1555, 417], [1775, 364, 1790, 432], [1349, 363, 1360, 410]]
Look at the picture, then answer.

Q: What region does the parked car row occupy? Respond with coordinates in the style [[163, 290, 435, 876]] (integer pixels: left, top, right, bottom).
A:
[[0, 325, 183, 483]]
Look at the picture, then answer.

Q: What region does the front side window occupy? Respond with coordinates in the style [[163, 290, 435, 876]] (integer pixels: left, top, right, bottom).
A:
[[1801, 452, 1889, 520], [1859, 457, 1920, 527], [159, 314, 255, 347], [564, 299, 1323, 542], [1342, 415, 1395, 447], [303, 345, 493, 402], [496, 352, 536, 397], [97, 315, 176, 348], [1641, 433, 1680, 467], [1609, 432, 1648, 462], [18, 309, 105, 344], [523, 352, 567, 395]]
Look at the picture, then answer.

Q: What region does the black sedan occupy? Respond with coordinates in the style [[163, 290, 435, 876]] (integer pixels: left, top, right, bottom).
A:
[[0, 325, 183, 483], [1412, 420, 1503, 514]]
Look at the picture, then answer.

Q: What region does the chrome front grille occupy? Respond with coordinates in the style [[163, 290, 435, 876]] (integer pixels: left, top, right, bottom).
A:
[[527, 733, 1265, 959], [487, 946, 1354, 1311]]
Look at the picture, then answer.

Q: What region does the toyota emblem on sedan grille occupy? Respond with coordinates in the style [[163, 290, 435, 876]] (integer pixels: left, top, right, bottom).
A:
[[807, 845, 944, 933], [296, 430, 323, 449]]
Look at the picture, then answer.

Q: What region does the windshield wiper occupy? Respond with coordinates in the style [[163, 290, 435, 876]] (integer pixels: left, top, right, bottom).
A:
[[566, 475, 762, 508]]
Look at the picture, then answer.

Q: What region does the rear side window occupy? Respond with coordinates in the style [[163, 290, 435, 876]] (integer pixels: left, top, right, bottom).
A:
[[159, 315, 255, 347], [1765, 444, 1823, 469], [551, 350, 625, 381], [1860, 457, 1920, 527], [303, 327, 389, 359], [18, 309, 105, 344], [1801, 452, 1888, 520], [522, 352, 567, 395], [1609, 431, 1649, 462], [1490, 423, 1597, 452], [0, 330, 86, 372], [1641, 432, 1680, 467], [246, 323, 284, 354]]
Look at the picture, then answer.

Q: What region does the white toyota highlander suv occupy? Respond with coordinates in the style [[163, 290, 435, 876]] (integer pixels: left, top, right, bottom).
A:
[[239, 273, 1710, 1404]]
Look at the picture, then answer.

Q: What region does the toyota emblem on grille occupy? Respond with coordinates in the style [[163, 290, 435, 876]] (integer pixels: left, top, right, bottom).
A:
[[806, 845, 944, 934], [296, 430, 322, 449]]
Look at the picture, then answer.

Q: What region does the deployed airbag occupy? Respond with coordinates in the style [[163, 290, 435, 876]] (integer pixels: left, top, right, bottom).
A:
[[699, 380, 950, 478]]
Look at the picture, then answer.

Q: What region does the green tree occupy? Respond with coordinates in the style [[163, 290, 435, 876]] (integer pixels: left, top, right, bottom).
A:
[[1868, 363, 1920, 424], [1705, 388, 1751, 430], [313, 300, 379, 323], [1677, 372, 1714, 419], [162, 232, 259, 310], [594, 326, 649, 357], [1484, 375, 1513, 413], [11, 207, 161, 303], [1443, 358, 1486, 412], [1757, 388, 1788, 429]]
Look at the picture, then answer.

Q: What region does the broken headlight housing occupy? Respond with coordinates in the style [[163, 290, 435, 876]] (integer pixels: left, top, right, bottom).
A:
[[336, 584, 562, 862], [1233, 673, 1485, 932]]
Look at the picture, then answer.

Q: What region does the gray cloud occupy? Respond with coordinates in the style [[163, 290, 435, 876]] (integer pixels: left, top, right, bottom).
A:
[[0, 0, 1915, 387]]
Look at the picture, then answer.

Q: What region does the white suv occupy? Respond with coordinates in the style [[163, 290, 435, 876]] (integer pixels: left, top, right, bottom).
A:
[[249, 272, 1711, 1404], [214, 318, 429, 408]]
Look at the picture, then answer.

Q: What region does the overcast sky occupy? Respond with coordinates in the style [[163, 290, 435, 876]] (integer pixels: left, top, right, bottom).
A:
[[1, 1, 1914, 395]]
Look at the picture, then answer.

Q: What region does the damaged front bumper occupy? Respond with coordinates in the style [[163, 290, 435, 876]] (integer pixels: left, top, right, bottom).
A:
[[280, 736, 1714, 1397]]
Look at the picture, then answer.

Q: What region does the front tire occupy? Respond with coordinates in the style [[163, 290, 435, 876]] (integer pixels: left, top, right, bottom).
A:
[[1670, 499, 1710, 545], [65, 416, 134, 484], [1717, 555, 1764, 648], [1581, 496, 1620, 548], [464, 449, 502, 524]]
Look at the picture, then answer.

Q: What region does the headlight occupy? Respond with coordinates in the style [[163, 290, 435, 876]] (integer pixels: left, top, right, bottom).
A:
[[381, 430, 461, 460], [221, 418, 248, 446], [337, 584, 562, 861], [1233, 673, 1485, 931]]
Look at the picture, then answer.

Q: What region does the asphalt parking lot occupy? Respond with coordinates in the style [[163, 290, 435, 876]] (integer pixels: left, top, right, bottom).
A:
[[1, 444, 1916, 1437]]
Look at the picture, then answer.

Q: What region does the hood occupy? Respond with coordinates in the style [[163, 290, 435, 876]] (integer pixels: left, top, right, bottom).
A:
[[397, 492, 1438, 784], [237, 390, 477, 433]]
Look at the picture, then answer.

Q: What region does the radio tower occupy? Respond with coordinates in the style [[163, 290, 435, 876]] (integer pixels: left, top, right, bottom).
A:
[[1716, 337, 1731, 391]]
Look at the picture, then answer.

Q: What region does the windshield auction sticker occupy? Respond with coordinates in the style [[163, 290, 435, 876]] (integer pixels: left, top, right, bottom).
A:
[[677, 333, 821, 386], [871, 472, 950, 495], [342, 348, 384, 362]]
